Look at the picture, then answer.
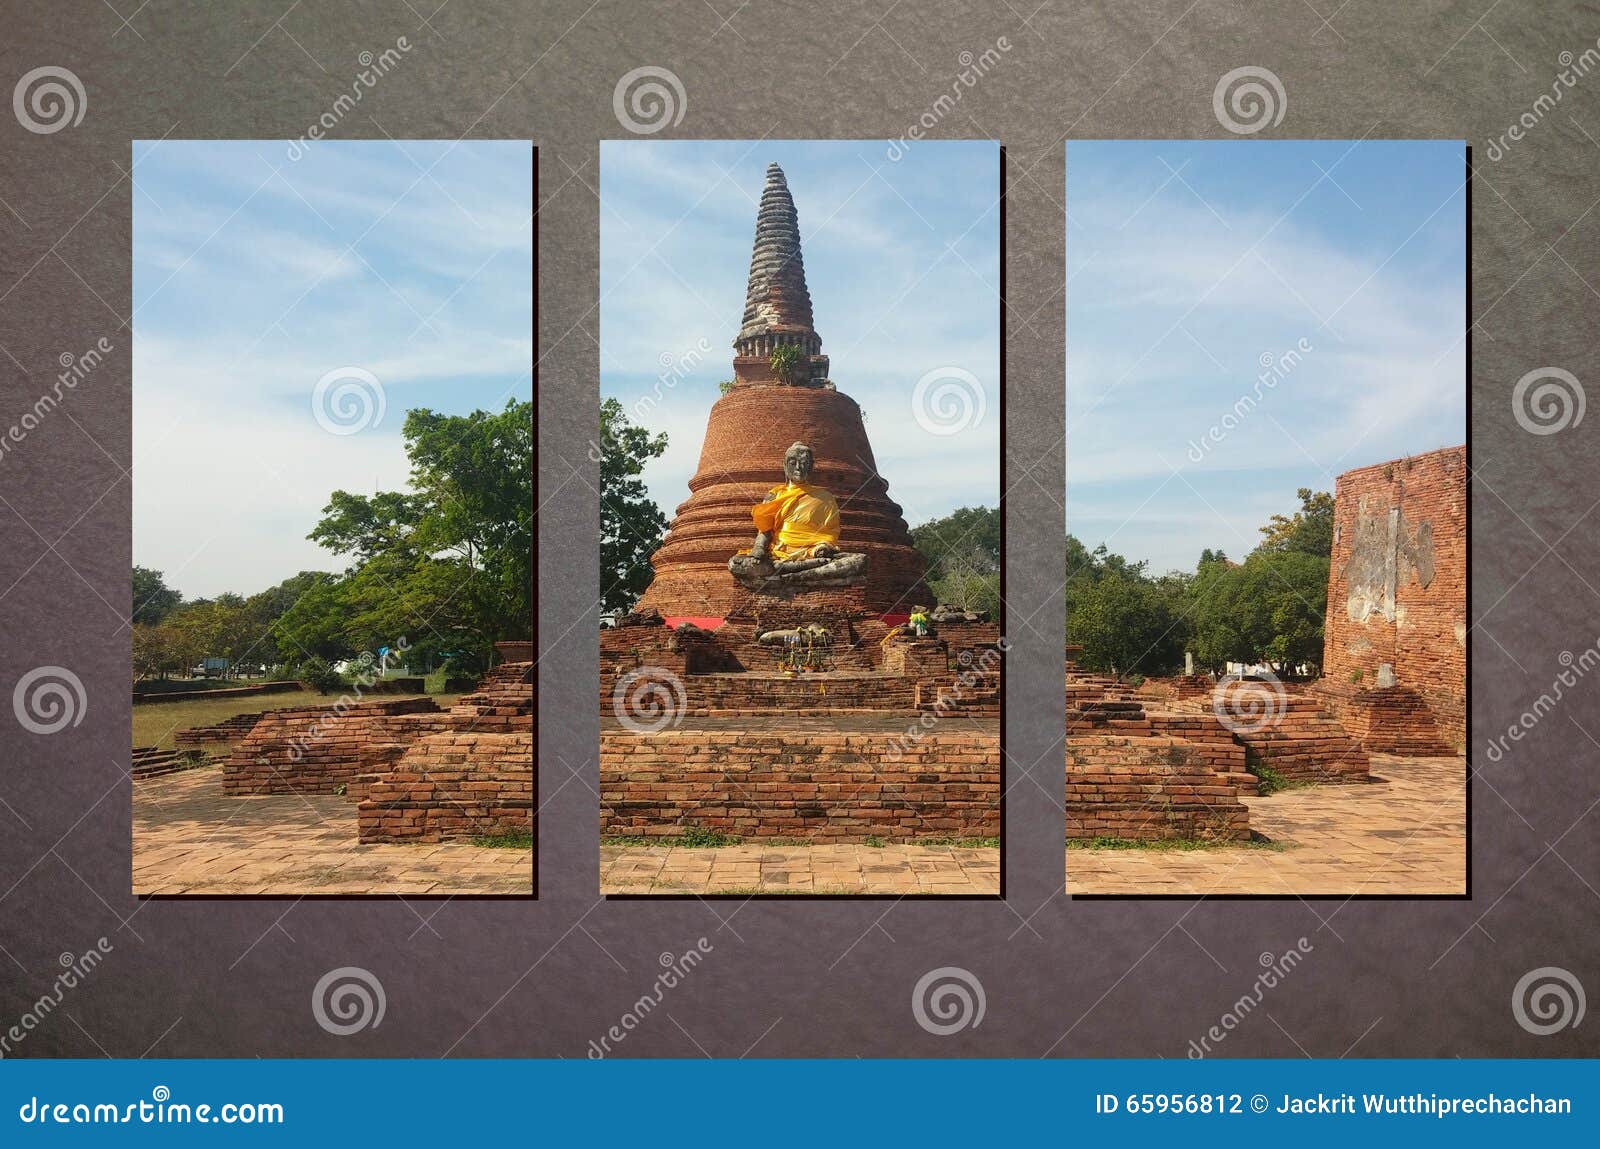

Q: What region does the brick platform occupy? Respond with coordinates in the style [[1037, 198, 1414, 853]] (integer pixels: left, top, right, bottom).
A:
[[217, 662, 535, 847], [1066, 736, 1253, 842], [600, 727, 999, 843], [357, 732, 533, 844], [221, 698, 446, 796]]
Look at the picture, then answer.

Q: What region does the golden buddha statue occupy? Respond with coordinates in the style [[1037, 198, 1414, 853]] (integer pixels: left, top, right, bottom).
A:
[[729, 442, 867, 591]]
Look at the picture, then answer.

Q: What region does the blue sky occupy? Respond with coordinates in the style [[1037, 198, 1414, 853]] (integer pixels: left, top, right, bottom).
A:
[[1067, 139, 1466, 574], [600, 140, 1001, 529], [132, 140, 532, 599]]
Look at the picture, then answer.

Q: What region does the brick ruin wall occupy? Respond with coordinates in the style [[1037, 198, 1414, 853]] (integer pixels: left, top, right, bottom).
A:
[[221, 698, 448, 796], [217, 663, 536, 844], [1066, 736, 1252, 842], [1321, 446, 1466, 748], [600, 729, 999, 843], [356, 732, 533, 844]]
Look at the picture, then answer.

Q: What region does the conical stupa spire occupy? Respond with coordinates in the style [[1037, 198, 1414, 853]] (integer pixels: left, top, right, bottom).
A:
[[735, 163, 821, 360]]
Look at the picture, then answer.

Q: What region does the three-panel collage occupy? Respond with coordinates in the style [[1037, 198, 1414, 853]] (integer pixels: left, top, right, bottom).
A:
[[128, 135, 1465, 902]]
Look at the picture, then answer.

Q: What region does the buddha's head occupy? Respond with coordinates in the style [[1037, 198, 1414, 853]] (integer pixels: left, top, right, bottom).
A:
[[783, 442, 815, 484]]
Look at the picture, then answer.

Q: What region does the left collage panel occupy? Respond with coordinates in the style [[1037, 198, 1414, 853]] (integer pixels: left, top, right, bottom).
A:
[[130, 140, 535, 897]]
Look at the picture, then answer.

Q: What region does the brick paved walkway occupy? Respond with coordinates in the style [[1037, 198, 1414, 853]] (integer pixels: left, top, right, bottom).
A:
[[1066, 754, 1466, 895], [133, 766, 531, 895], [601, 843, 1000, 895]]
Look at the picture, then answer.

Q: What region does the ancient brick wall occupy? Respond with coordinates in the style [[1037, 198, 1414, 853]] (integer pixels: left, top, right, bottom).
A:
[[1065, 736, 1252, 841], [1322, 446, 1466, 745], [600, 729, 999, 842], [221, 699, 447, 796], [357, 732, 533, 844]]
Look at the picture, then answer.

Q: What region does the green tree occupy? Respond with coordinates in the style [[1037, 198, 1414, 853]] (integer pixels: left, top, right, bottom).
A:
[[1258, 488, 1335, 558], [599, 397, 668, 615], [1067, 570, 1186, 676], [286, 400, 533, 669], [131, 566, 182, 625], [913, 506, 1000, 613]]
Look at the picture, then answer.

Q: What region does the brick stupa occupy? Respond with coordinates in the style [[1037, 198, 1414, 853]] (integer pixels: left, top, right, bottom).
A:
[[635, 163, 930, 624]]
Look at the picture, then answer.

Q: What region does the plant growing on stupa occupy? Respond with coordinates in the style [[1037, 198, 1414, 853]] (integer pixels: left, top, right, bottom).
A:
[[769, 343, 804, 384]]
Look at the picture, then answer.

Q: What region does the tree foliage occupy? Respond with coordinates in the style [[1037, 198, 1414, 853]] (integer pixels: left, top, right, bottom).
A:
[[131, 401, 534, 681], [599, 397, 668, 615], [912, 505, 1000, 615], [1067, 488, 1334, 679]]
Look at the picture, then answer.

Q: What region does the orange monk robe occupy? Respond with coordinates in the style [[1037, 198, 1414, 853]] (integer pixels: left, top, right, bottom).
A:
[[745, 482, 841, 560]]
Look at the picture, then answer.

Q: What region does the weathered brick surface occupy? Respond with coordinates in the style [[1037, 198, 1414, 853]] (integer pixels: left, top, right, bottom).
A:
[[1173, 685, 1371, 784], [357, 732, 533, 844], [221, 698, 447, 796], [1312, 681, 1456, 755], [221, 662, 535, 848], [1322, 445, 1466, 746], [603, 621, 1002, 718], [174, 710, 266, 747], [1066, 736, 1252, 842], [600, 729, 999, 842]]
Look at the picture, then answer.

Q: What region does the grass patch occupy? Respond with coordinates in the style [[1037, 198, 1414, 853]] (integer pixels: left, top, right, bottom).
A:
[[1066, 835, 1286, 851], [470, 829, 535, 849], [914, 836, 1000, 848], [1247, 759, 1311, 796], [601, 826, 743, 848]]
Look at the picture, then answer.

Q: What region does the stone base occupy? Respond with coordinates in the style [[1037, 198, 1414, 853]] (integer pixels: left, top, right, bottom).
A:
[[357, 732, 533, 844], [1312, 680, 1458, 756], [1066, 735, 1253, 842], [600, 728, 999, 843]]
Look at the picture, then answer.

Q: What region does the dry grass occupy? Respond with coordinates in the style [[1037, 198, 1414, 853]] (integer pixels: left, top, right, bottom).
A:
[[132, 690, 462, 750]]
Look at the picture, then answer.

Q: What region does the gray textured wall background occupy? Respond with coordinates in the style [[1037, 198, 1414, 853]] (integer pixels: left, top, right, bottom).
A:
[[1, 0, 1596, 1058]]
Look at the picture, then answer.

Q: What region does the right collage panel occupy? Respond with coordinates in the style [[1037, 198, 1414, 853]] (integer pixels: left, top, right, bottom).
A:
[[1065, 140, 1467, 897]]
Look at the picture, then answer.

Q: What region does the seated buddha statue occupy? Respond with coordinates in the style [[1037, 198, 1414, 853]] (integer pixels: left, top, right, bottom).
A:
[[728, 442, 868, 591]]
